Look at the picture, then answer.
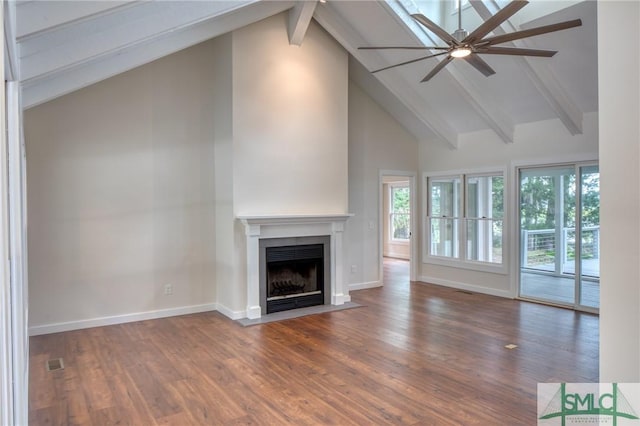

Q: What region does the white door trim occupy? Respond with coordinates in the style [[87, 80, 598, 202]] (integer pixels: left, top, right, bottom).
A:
[[379, 170, 417, 283]]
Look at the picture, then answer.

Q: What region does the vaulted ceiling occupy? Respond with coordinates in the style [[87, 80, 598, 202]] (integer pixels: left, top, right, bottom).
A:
[[12, 0, 597, 148]]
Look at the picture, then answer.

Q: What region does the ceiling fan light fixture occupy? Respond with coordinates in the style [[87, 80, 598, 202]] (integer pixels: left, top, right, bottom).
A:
[[450, 47, 472, 58], [360, 1, 583, 82]]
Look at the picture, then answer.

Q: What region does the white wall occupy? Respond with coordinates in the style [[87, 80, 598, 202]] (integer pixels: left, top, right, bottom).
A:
[[210, 33, 246, 318], [207, 14, 350, 316], [347, 82, 418, 289], [25, 12, 352, 327], [419, 113, 598, 296], [232, 15, 348, 216], [25, 40, 219, 332], [422, 114, 598, 172], [598, 1, 640, 382]]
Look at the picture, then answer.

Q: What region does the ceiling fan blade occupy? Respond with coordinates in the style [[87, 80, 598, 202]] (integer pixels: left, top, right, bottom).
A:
[[372, 51, 450, 73], [463, 53, 496, 77], [421, 56, 454, 82], [479, 19, 582, 47], [358, 46, 449, 50], [464, 0, 529, 44], [412, 13, 459, 46], [475, 46, 557, 57]]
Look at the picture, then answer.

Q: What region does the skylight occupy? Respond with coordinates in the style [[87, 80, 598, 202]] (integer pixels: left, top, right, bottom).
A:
[[384, 0, 582, 51], [385, 0, 482, 49]]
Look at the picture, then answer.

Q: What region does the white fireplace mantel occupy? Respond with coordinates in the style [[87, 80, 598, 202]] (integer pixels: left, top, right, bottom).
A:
[[237, 214, 353, 319]]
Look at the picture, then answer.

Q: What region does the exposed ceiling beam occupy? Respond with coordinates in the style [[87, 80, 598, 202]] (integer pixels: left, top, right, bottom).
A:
[[21, 1, 295, 109], [470, 0, 583, 135], [15, 0, 134, 39], [288, 0, 318, 46], [19, 1, 257, 81], [315, 2, 458, 148], [383, 1, 515, 144]]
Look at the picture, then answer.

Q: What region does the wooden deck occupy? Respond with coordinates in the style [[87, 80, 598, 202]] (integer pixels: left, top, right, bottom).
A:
[[520, 269, 599, 309], [29, 259, 599, 425]]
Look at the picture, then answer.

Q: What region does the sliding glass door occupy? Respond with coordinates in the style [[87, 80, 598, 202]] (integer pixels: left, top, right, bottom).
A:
[[578, 165, 600, 309], [519, 163, 599, 311]]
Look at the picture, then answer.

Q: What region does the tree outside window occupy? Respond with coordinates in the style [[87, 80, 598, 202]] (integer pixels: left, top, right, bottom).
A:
[[391, 185, 410, 241]]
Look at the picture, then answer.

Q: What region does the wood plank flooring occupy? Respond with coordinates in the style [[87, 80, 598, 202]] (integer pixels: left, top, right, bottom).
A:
[[29, 258, 598, 425]]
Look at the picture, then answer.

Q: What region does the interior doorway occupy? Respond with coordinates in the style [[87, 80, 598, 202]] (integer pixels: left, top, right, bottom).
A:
[[379, 171, 416, 285], [383, 257, 410, 289]]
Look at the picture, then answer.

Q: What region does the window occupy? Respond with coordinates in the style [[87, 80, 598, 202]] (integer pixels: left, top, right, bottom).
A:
[[390, 185, 410, 241], [465, 175, 503, 263], [427, 171, 504, 266], [428, 176, 461, 257]]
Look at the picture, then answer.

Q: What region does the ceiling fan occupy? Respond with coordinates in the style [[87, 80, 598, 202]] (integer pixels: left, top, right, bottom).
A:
[[359, 0, 582, 82]]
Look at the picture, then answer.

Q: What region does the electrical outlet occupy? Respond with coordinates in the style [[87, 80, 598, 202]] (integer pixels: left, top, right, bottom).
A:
[[164, 284, 173, 295], [351, 264, 357, 273]]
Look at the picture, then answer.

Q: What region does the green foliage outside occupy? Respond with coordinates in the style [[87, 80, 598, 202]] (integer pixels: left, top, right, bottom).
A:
[[520, 172, 599, 231], [392, 187, 410, 240], [520, 170, 600, 265]]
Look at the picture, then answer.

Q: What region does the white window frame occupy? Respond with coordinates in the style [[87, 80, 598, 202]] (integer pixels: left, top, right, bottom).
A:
[[426, 175, 461, 258], [423, 168, 507, 274], [465, 173, 504, 264], [389, 183, 410, 243]]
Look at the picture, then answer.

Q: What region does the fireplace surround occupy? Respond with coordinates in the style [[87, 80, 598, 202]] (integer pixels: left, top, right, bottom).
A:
[[238, 214, 352, 319]]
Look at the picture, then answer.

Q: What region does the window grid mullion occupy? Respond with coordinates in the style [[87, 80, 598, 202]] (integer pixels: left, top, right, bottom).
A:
[[426, 172, 504, 265]]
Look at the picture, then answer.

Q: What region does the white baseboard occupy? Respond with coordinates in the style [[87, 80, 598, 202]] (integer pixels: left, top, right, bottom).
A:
[[332, 293, 352, 305], [215, 303, 247, 320], [29, 303, 217, 336], [349, 280, 382, 291], [417, 275, 512, 299]]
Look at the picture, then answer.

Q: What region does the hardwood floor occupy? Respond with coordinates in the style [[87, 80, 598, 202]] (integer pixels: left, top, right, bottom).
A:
[[29, 259, 598, 425]]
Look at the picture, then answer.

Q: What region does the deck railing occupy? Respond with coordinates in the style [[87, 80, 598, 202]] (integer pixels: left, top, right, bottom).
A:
[[521, 226, 600, 274]]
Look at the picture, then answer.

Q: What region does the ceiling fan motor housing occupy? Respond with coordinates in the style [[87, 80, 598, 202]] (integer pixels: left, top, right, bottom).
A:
[[452, 28, 468, 42]]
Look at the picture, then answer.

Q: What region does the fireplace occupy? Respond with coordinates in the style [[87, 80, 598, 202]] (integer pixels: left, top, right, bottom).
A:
[[238, 214, 352, 319], [260, 236, 330, 314]]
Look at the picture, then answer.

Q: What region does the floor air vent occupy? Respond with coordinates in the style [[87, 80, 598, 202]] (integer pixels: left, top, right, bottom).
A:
[[454, 290, 474, 295], [46, 358, 64, 372]]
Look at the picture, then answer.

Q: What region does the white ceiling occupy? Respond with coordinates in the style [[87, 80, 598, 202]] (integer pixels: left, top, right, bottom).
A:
[[12, 0, 597, 148]]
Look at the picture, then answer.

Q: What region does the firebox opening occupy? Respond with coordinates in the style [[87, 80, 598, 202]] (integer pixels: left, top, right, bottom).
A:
[[263, 242, 326, 314], [267, 260, 319, 298], [260, 236, 331, 314]]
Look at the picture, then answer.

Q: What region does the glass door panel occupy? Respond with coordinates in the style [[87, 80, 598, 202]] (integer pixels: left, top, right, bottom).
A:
[[519, 164, 600, 312], [579, 165, 600, 309], [561, 172, 577, 276], [519, 166, 576, 306]]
